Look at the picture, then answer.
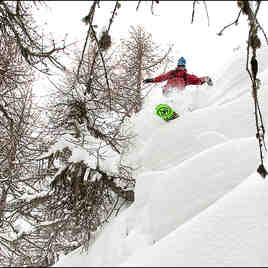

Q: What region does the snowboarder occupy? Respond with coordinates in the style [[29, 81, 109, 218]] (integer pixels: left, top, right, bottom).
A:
[[143, 57, 213, 96], [143, 57, 213, 122]]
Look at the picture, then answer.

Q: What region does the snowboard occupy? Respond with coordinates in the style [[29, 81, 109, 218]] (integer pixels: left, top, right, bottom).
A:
[[155, 104, 179, 122]]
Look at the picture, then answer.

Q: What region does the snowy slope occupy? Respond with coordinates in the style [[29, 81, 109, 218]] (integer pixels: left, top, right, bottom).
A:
[[54, 47, 268, 267], [121, 170, 268, 267]]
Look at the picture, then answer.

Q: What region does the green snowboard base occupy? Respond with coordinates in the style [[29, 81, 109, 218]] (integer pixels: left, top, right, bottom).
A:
[[155, 104, 179, 121]]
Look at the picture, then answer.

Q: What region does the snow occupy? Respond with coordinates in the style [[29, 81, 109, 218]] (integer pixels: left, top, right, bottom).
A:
[[53, 46, 268, 267], [45, 133, 120, 174], [20, 190, 49, 202], [10, 218, 34, 240], [121, 174, 268, 267]]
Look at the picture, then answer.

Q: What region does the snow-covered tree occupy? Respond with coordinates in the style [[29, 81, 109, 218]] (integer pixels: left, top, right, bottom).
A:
[[41, 42, 135, 254]]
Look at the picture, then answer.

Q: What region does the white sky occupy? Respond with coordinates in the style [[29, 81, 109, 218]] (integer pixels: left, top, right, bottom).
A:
[[35, 1, 268, 76]]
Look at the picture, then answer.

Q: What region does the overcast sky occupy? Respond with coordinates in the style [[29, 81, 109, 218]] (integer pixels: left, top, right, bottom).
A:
[[34, 1, 268, 83]]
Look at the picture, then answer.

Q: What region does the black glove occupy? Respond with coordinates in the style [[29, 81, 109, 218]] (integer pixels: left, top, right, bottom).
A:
[[204, 76, 213, 86], [143, 78, 154, 84]]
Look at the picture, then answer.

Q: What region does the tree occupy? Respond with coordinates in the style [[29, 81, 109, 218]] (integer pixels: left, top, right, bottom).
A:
[[0, 34, 51, 266], [116, 25, 172, 113], [0, 1, 69, 266], [0, 1, 66, 74], [38, 42, 135, 253]]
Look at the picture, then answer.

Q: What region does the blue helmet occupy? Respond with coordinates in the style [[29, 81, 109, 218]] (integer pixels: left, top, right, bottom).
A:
[[177, 57, 186, 66]]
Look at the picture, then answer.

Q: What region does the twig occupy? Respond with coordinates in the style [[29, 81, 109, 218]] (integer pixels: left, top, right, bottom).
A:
[[76, 27, 91, 80], [141, 45, 173, 70], [217, 10, 242, 36], [244, 0, 267, 177], [191, 1, 197, 24], [257, 20, 268, 45], [203, 1, 210, 27], [136, 0, 142, 11], [87, 24, 112, 110], [151, 1, 155, 15], [76, 0, 98, 79], [107, 0, 119, 32]]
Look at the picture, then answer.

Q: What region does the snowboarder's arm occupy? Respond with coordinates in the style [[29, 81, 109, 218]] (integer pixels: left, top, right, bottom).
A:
[[186, 73, 206, 85], [153, 71, 172, 83], [186, 74, 213, 86]]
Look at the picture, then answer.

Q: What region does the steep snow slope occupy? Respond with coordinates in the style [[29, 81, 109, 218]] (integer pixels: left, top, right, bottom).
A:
[[54, 47, 268, 267], [121, 168, 268, 267], [130, 93, 257, 172]]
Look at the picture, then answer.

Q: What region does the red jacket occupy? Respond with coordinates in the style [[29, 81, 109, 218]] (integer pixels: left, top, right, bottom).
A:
[[153, 68, 206, 91]]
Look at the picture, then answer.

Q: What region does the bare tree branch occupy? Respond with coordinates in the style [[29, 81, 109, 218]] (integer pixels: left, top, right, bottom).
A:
[[217, 10, 242, 36], [191, 1, 198, 24], [203, 1, 210, 26]]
